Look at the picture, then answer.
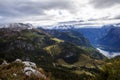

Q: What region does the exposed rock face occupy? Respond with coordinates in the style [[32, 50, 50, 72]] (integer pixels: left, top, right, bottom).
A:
[[23, 61, 46, 79], [15, 59, 22, 62], [23, 61, 37, 68], [22, 60, 47, 79], [0, 59, 48, 80], [2, 60, 8, 65], [23, 67, 46, 79]]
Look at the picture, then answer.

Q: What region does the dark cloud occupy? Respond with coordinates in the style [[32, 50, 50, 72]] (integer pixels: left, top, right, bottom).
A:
[[0, 0, 73, 23], [113, 15, 120, 19], [90, 0, 120, 9]]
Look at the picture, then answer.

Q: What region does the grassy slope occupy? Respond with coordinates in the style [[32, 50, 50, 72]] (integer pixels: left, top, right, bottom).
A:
[[0, 28, 106, 80], [93, 56, 120, 80]]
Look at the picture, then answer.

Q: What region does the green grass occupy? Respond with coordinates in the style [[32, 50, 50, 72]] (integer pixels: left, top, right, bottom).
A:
[[51, 38, 64, 43], [44, 44, 61, 55], [93, 57, 120, 80]]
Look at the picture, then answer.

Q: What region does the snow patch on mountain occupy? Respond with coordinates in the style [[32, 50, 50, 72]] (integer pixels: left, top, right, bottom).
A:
[[38, 23, 120, 30], [0, 23, 34, 31]]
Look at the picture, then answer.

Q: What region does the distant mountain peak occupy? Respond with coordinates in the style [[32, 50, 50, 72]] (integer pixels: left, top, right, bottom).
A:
[[39, 24, 76, 30], [0, 23, 34, 31], [39, 23, 120, 30]]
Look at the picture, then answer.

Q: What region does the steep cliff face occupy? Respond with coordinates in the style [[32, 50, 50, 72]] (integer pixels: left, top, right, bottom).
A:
[[99, 27, 120, 51], [75, 25, 113, 46]]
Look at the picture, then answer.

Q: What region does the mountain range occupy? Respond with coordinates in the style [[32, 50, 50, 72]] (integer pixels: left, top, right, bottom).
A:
[[39, 23, 120, 52], [0, 23, 120, 80], [0, 23, 106, 80]]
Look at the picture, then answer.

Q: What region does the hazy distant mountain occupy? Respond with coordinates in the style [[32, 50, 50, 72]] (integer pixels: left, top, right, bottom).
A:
[[39, 24, 76, 30], [99, 27, 120, 52], [75, 25, 114, 46], [39, 24, 117, 46], [39, 23, 120, 52]]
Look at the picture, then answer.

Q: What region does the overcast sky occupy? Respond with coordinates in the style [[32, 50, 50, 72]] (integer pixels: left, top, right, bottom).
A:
[[0, 0, 120, 26]]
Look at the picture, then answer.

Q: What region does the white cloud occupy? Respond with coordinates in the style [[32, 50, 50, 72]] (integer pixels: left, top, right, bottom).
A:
[[0, 0, 120, 26], [91, 0, 120, 9]]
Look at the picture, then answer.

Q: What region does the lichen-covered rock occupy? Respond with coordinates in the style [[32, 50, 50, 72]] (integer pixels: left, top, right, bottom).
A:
[[15, 59, 22, 63], [23, 67, 46, 79], [23, 61, 37, 68], [22, 60, 46, 79], [2, 60, 8, 65], [0, 59, 49, 80]]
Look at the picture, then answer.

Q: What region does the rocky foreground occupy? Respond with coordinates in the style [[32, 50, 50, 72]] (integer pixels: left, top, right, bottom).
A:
[[0, 59, 50, 80]]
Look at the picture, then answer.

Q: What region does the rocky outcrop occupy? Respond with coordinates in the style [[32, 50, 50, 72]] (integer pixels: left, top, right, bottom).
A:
[[0, 59, 48, 80]]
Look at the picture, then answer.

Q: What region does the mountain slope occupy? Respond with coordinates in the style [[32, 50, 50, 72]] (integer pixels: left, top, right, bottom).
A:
[[0, 23, 106, 80], [94, 56, 120, 80], [40, 24, 114, 47], [43, 29, 92, 47], [41, 29, 105, 59], [99, 27, 120, 52], [75, 25, 113, 46]]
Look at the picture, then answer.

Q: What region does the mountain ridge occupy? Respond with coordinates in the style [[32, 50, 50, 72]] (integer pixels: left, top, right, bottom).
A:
[[0, 23, 106, 79]]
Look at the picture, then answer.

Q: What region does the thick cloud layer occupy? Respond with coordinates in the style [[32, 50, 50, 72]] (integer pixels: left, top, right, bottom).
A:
[[114, 15, 120, 19], [91, 0, 120, 8], [0, 0, 73, 17], [0, 0, 120, 25]]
